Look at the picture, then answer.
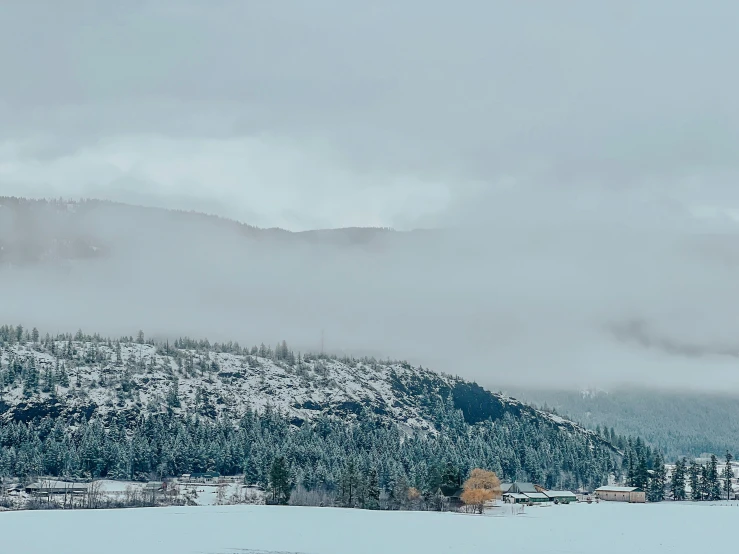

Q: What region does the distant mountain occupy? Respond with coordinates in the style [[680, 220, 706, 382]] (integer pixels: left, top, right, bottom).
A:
[[0, 197, 407, 267], [507, 386, 739, 460]]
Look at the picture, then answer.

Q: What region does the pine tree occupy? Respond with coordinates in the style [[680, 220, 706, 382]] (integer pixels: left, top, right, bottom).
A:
[[721, 452, 734, 501], [688, 460, 701, 501], [339, 459, 360, 507], [708, 454, 721, 500], [647, 453, 666, 502], [57, 361, 70, 387], [22, 358, 39, 397], [42, 366, 55, 393], [634, 453, 649, 490], [391, 473, 409, 510], [365, 467, 380, 509], [699, 464, 710, 501], [670, 458, 687, 501], [166, 380, 181, 408], [269, 456, 291, 505]]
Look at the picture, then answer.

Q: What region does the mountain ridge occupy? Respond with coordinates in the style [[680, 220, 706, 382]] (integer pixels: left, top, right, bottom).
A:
[[0, 327, 617, 455]]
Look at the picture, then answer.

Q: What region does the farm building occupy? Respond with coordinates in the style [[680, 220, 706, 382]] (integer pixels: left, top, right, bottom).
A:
[[501, 482, 579, 505], [543, 490, 577, 504], [144, 481, 165, 492], [523, 492, 550, 503], [437, 485, 465, 509], [25, 480, 88, 496], [594, 486, 646, 503], [186, 472, 221, 483], [503, 482, 558, 504], [507, 482, 537, 494], [504, 493, 530, 504]]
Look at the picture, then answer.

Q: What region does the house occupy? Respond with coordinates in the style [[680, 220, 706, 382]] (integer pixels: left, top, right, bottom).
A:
[[144, 481, 165, 492], [502, 482, 551, 504], [25, 480, 88, 496], [594, 486, 646, 503], [542, 490, 577, 504], [188, 471, 221, 483], [433, 485, 465, 509]]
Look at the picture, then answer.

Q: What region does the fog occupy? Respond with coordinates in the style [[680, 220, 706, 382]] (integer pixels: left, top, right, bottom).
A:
[[2, 2, 739, 390], [2, 198, 739, 392]]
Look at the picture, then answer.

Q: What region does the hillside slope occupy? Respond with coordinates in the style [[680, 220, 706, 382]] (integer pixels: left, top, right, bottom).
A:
[[0, 329, 611, 451]]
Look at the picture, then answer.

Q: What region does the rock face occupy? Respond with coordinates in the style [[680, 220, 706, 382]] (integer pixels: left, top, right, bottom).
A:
[[0, 336, 615, 453]]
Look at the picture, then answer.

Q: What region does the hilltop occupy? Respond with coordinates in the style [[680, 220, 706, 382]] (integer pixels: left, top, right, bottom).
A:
[[0, 328, 604, 443]]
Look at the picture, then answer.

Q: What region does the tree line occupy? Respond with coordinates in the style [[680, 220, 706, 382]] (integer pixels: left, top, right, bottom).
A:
[[0, 398, 616, 508]]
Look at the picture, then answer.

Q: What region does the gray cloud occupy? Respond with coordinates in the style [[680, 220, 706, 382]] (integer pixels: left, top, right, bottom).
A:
[[2, 1, 739, 391], [2, 1, 739, 229]]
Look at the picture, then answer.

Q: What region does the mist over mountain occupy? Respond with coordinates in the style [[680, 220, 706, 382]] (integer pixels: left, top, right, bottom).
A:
[[4, 196, 739, 392], [508, 386, 739, 461]]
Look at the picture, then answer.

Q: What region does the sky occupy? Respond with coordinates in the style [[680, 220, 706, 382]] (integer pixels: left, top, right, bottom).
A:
[[2, 1, 739, 391], [1, 0, 739, 231]]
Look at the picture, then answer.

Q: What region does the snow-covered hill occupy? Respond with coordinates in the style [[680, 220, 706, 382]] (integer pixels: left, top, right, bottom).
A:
[[0, 334, 610, 448]]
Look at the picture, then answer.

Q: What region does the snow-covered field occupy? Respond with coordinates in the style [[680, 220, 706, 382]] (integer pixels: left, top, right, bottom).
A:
[[1, 501, 736, 554]]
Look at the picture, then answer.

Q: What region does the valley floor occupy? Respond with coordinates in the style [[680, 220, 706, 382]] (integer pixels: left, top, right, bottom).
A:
[[1, 500, 737, 554]]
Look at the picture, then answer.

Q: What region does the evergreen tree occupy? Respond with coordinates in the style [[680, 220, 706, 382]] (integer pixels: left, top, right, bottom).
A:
[[269, 456, 291, 505], [339, 459, 360, 507], [391, 473, 409, 510], [56, 361, 70, 387], [688, 460, 701, 501], [634, 453, 649, 490], [670, 458, 687, 501], [699, 464, 710, 501], [166, 380, 181, 408], [22, 358, 39, 397], [721, 452, 734, 501], [647, 452, 666, 502], [365, 467, 380, 509], [708, 454, 721, 500]]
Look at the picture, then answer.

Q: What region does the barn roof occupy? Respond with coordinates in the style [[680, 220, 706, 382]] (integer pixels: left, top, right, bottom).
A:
[[512, 482, 537, 493], [595, 486, 641, 492], [543, 490, 577, 498]]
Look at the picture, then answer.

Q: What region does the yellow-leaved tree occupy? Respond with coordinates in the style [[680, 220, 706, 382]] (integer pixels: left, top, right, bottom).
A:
[[460, 468, 501, 514]]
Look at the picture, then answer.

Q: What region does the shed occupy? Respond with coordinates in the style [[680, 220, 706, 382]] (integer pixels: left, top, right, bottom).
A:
[[438, 485, 465, 508], [543, 490, 577, 504], [25, 480, 88, 496], [523, 492, 550, 503], [503, 493, 530, 504], [594, 486, 646, 503], [190, 471, 221, 483]]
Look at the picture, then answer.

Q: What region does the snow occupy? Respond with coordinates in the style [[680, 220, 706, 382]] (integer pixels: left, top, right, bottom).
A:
[[1, 501, 737, 554], [1, 341, 598, 442]]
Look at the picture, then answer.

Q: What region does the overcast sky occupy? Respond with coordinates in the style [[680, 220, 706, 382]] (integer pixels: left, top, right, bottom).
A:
[[1, 0, 739, 230], [3, 1, 739, 392]]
